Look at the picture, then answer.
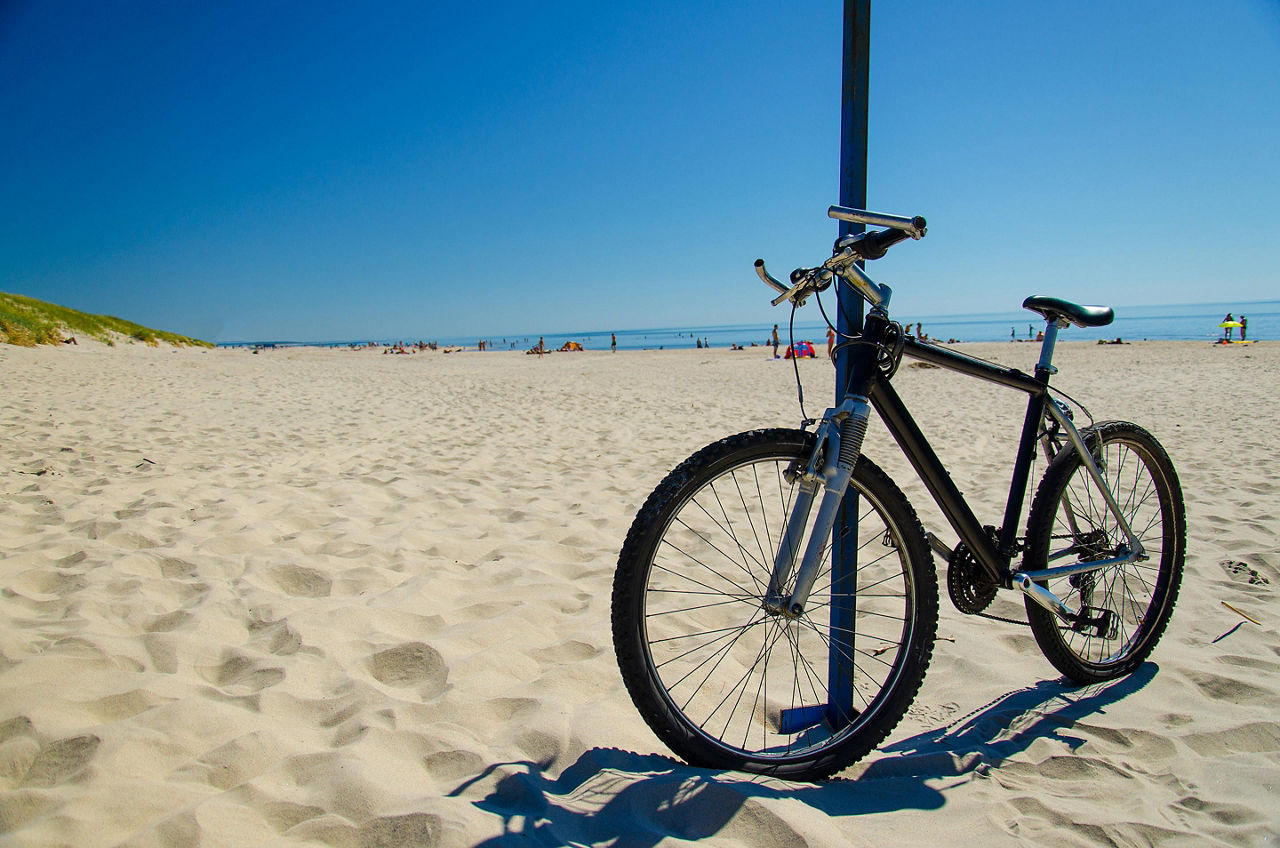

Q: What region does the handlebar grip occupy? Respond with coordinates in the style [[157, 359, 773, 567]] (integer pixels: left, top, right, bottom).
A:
[[855, 228, 911, 260]]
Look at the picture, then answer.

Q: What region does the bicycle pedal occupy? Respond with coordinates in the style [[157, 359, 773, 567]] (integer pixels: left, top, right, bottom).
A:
[[1072, 606, 1117, 639]]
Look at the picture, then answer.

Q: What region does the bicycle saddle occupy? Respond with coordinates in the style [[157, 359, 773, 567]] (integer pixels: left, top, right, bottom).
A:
[[1022, 296, 1114, 328]]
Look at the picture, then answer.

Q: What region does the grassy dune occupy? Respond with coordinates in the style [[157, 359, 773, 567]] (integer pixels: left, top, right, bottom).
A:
[[0, 292, 212, 348]]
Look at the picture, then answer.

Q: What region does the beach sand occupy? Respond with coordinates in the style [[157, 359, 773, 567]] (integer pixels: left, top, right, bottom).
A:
[[2, 338, 1277, 846]]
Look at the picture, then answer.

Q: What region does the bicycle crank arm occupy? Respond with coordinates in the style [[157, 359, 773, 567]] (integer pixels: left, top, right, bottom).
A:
[[1015, 573, 1120, 637], [1014, 572, 1078, 621]]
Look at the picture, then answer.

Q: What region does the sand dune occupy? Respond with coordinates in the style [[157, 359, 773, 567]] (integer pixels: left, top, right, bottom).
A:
[[1, 339, 1277, 846]]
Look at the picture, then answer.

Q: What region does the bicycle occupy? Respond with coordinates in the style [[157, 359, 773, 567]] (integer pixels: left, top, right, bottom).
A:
[[611, 206, 1185, 781]]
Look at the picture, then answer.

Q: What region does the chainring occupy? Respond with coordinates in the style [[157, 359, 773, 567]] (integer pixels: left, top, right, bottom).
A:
[[947, 541, 999, 615]]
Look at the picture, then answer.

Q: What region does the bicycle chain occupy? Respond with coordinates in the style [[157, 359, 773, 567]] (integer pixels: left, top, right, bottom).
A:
[[971, 610, 1030, 627]]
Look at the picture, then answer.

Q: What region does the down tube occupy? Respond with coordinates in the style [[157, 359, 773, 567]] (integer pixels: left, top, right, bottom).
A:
[[867, 377, 1008, 584]]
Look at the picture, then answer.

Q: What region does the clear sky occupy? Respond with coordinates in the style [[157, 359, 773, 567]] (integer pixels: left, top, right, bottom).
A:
[[3, 1, 1278, 343]]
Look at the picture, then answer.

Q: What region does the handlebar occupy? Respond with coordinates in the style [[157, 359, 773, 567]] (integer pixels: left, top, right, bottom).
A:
[[756, 206, 927, 311]]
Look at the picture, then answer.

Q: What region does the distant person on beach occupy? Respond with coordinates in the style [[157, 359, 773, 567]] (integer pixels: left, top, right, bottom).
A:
[[1241, 315, 1247, 341], [827, 327, 836, 361], [771, 325, 780, 359], [611, 332, 617, 352], [1011, 326, 1016, 340], [1223, 313, 1235, 341]]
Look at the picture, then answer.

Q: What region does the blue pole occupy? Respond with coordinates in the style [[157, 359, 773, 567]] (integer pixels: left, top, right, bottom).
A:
[[828, 0, 869, 731]]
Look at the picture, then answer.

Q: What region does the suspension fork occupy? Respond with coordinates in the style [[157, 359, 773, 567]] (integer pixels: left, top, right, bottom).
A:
[[763, 394, 873, 617]]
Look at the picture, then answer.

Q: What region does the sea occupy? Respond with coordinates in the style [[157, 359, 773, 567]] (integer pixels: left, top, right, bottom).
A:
[[219, 299, 1277, 351]]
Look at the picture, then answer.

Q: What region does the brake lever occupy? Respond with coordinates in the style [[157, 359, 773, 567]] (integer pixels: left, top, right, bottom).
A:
[[770, 269, 831, 308]]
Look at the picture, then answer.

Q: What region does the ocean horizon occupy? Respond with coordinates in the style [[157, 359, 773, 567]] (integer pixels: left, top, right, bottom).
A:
[[219, 298, 1277, 351]]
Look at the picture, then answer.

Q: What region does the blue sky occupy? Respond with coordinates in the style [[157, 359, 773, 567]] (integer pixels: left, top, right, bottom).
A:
[[3, 1, 1278, 343]]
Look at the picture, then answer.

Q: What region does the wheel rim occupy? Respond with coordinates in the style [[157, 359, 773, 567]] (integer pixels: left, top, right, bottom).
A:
[[1042, 436, 1173, 668], [639, 449, 917, 763]]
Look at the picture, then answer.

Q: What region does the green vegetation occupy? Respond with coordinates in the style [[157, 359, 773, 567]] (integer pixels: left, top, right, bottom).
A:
[[0, 291, 213, 348]]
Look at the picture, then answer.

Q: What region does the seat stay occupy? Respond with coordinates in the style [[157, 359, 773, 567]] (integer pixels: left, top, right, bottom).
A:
[[1033, 399, 1146, 560]]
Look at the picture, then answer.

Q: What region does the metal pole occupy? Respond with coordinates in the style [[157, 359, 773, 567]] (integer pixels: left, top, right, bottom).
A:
[[828, 0, 869, 731]]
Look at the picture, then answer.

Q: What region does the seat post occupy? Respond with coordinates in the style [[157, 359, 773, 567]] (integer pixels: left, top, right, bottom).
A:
[[1035, 319, 1062, 380]]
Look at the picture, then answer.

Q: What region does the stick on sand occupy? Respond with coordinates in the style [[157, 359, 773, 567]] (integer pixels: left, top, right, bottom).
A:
[[1222, 601, 1262, 626]]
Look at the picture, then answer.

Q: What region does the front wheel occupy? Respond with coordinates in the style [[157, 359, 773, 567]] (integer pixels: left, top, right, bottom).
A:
[[1023, 421, 1185, 683], [612, 429, 938, 781]]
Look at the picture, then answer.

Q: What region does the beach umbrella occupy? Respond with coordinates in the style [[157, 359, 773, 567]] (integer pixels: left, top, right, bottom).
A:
[[1218, 321, 1243, 328]]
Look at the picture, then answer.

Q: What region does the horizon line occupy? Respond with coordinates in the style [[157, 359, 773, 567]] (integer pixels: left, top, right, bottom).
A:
[[215, 296, 1280, 346]]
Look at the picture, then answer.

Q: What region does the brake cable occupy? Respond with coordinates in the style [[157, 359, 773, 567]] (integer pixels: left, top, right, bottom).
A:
[[787, 299, 812, 425]]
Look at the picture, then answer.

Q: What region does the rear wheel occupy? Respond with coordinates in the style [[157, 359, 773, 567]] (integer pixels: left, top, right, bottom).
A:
[[1023, 421, 1185, 683], [612, 429, 937, 780]]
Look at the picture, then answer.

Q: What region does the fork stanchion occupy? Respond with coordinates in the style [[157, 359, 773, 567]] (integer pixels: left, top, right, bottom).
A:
[[828, 0, 870, 732]]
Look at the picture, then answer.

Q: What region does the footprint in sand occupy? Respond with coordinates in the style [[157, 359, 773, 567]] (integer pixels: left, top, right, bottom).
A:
[[159, 557, 198, 579], [177, 731, 287, 790], [199, 651, 286, 694], [21, 733, 101, 787], [1180, 669, 1272, 706], [1220, 560, 1271, 586], [0, 717, 40, 787], [145, 610, 192, 633], [482, 697, 539, 722], [247, 617, 305, 656], [356, 813, 442, 848], [422, 749, 485, 782], [1174, 795, 1269, 828], [254, 798, 327, 833], [367, 643, 448, 697], [272, 564, 333, 597], [529, 640, 602, 664]]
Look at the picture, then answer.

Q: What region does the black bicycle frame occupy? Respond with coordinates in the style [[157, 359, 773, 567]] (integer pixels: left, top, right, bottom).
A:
[[846, 313, 1053, 587]]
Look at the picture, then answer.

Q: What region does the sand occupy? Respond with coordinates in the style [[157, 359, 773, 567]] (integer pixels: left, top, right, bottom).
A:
[[1, 338, 1277, 846]]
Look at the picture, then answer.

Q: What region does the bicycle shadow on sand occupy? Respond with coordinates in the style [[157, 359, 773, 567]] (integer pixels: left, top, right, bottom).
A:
[[449, 663, 1157, 847]]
